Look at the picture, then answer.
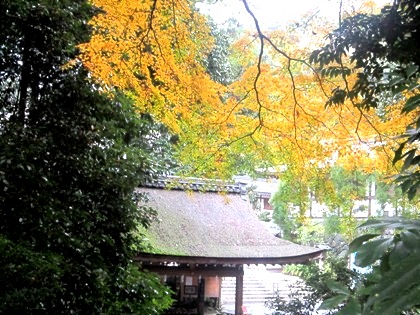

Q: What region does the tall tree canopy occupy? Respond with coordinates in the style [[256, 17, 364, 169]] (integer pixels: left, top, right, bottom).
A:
[[308, 1, 420, 314], [310, 0, 420, 198], [80, 0, 246, 177], [0, 0, 171, 312], [80, 0, 409, 183]]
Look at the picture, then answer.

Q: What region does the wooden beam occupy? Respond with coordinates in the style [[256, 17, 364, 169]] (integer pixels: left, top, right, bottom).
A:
[[134, 251, 324, 266], [141, 264, 243, 277]]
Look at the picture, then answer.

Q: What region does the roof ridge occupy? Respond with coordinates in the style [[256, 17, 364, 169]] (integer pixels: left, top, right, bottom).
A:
[[143, 176, 247, 194]]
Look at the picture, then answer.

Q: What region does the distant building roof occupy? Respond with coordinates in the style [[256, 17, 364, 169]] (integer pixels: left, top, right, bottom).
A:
[[136, 182, 322, 264]]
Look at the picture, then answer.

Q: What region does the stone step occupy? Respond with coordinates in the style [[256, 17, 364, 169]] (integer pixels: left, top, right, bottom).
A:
[[220, 270, 302, 306]]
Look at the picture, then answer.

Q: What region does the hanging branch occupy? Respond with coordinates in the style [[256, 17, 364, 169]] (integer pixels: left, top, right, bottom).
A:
[[240, 0, 394, 167], [240, 0, 330, 160]]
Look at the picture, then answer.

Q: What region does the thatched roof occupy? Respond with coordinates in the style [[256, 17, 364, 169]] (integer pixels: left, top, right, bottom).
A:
[[137, 186, 323, 263]]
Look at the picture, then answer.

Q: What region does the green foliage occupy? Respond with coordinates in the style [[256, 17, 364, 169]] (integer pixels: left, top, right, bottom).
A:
[[0, 0, 172, 313], [324, 215, 342, 236], [105, 266, 173, 314], [270, 172, 316, 241], [270, 180, 303, 240], [296, 221, 325, 246], [272, 166, 378, 241], [318, 218, 420, 315], [0, 236, 66, 310], [258, 211, 272, 222], [310, 0, 420, 199], [348, 218, 420, 315], [324, 167, 369, 217], [204, 19, 240, 86], [268, 255, 365, 315]]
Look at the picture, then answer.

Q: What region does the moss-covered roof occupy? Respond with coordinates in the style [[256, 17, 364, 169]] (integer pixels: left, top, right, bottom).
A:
[[138, 187, 322, 261]]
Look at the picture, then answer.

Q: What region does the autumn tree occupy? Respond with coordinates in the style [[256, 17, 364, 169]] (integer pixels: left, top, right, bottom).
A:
[[77, 1, 387, 184], [0, 0, 171, 312], [80, 0, 232, 176], [78, 1, 322, 178], [227, 0, 412, 185], [225, 0, 420, 231], [79, 0, 417, 215], [310, 0, 420, 198], [77, 0, 415, 182], [307, 0, 420, 314]]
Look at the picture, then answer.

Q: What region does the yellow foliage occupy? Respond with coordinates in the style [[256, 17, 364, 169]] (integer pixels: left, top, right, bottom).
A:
[[78, 0, 411, 182], [218, 24, 408, 181], [81, 0, 223, 134]]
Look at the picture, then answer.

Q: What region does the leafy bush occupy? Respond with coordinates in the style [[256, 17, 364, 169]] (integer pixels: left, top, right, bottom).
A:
[[317, 218, 420, 315], [267, 255, 365, 315], [347, 218, 420, 314]]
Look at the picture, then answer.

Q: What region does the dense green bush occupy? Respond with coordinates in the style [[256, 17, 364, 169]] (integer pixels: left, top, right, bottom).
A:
[[0, 0, 172, 312], [267, 255, 366, 315]]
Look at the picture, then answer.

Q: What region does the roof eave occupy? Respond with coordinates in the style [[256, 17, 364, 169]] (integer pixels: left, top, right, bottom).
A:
[[134, 250, 324, 266]]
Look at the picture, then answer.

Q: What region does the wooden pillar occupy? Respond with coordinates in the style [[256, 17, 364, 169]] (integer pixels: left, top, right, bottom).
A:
[[197, 278, 205, 315], [235, 265, 244, 315]]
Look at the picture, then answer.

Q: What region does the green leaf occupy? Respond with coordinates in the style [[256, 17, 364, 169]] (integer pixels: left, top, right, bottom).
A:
[[374, 284, 420, 315], [364, 252, 420, 313], [318, 294, 348, 310], [409, 83, 420, 92], [392, 84, 408, 94], [406, 64, 419, 78], [309, 50, 320, 64], [337, 297, 362, 315], [358, 219, 387, 229], [325, 279, 350, 295], [355, 238, 394, 267], [402, 95, 420, 114], [389, 75, 405, 87], [393, 143, 405, 164], [357, 284, 374, 297], [400, 230, 420, 252], [388, 242, 408, 267], [401, 149, 416, 171], [349, 234, 380, 253], [358, 218, 420, 231]]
